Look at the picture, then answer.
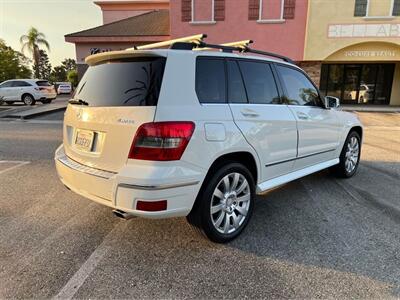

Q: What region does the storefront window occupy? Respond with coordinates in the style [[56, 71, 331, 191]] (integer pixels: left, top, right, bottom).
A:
[[320, 63, 394, 105]]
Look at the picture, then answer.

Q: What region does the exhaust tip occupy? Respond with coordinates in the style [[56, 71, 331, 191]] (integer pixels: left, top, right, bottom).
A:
[[112, 209, 135, 220]]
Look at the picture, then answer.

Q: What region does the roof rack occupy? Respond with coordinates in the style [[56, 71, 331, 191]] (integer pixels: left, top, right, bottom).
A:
[[170, 40, 294, 64], [126, 34, 207, 51]]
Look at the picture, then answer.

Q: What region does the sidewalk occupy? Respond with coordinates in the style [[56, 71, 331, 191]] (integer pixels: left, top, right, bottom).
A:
[[341, 105, 400, 113]]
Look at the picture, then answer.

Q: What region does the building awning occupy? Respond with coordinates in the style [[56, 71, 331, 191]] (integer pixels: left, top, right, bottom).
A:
[[65, 10, 170, 43]]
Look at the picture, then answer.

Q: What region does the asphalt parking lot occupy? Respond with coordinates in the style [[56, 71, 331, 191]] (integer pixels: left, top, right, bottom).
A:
[[0, 111, 399, 299]]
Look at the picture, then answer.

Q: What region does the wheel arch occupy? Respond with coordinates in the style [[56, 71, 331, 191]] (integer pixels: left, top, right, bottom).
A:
[[21, 93, 34, 101], [350, 125, 363, 141]]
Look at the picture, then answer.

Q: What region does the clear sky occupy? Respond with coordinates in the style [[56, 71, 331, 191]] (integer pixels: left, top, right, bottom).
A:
[[0, 0, 102, 66]]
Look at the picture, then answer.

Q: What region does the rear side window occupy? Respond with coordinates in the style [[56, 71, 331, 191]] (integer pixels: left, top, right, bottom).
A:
[[227, 60, 247, 104], [36, 81, 52, 87], [276, 65, 321, 106], [74, 57, 166, 107], [238, 61, 280, 104], [0, 81, 13, 88], [13, 81, 31, 87], [196, 58, 226, 103]]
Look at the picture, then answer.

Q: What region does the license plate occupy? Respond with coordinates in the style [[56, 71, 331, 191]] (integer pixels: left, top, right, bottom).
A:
[[75, 130, 94, 152]]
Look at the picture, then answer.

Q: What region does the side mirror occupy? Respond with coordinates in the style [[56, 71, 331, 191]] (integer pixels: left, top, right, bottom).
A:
[[324, 96, 340, 109]]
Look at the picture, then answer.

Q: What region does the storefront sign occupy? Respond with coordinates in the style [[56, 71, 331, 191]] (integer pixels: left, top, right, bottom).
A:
[[328, 24, 400, 38], [344, 50, 397, 57]]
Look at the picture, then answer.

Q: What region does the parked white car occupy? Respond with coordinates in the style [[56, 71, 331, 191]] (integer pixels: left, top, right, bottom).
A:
[[57, 82, 72, 95], [55, 42, 363, 243], [0, 79, 57, 105]]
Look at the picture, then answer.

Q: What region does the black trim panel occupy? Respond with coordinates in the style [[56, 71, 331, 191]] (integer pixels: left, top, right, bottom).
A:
[[265, 148, 336, 167]]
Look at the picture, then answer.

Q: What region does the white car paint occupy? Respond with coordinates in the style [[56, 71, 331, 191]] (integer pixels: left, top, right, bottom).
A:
[[55, 49, 363, 221], [0, 79, 57, 103], [57, 83, 72, 94]]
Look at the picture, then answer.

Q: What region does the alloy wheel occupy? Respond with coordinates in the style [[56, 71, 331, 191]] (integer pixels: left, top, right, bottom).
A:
[[345, 136, 360, 173], [210, 172, 251, 234]]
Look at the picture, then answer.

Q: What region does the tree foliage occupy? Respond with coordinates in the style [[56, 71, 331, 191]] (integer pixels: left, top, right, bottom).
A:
[[61, 58, 76, 74], [0, 39, 32, 82], [67, 70, 78, 87], [20, 27, 50, 78], [33, 50, 52, 80]]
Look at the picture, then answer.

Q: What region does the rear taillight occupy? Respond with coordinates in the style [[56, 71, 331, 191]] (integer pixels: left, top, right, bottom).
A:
[[129, 122, 195, 161]]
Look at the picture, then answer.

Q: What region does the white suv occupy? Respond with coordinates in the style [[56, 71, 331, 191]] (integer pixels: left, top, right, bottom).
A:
[[55, 42, 363, 243], [0, 79, 57, 105]]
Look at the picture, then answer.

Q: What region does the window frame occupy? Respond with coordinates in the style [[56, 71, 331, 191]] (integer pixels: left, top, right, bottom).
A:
[[195, 56, 227, 104], [257, 0, 286, 23], [0, 81, 13, 88], [190, 0, 216, 24], [273, 63, 325, 108]]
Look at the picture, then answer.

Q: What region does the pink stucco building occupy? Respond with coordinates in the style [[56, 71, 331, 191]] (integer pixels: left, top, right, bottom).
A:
[[66, 0, 309, 78]]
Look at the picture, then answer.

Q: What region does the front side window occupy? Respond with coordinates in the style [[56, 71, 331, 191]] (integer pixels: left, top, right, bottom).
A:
[[277, 65, 321, 106], [238, 61, 280, 104], [196, 58, 226, 103], [74, 57, 166, 107]]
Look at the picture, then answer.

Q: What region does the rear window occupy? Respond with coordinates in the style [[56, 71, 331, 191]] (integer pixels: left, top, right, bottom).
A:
[[73, 57, 166, 107], [36, 81, 52, 87]]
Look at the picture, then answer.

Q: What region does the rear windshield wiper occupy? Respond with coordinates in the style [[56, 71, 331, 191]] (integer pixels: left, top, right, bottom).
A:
[[68, 98, 89, 106]]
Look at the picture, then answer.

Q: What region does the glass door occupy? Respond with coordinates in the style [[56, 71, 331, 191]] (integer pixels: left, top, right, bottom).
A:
[[342, 65, 362, 104]]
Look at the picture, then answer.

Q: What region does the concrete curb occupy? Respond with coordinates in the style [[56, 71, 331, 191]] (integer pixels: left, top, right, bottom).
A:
[[3, 106, 66, 120]]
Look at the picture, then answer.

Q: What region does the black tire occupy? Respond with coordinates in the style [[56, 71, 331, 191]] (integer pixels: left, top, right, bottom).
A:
[[41, 99, 52, 104], [332, 131, 361, 178], [5, 101, 14, 105], [22, 94, 35, 106], [187, 162, 255, 243]]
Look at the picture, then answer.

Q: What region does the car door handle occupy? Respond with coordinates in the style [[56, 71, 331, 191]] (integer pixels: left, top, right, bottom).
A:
[[296, 112, 310, 120], [241, 109, 259, 118]]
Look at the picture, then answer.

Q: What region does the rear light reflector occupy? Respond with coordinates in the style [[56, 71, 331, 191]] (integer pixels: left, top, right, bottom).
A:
[[136, 200, 167, 212], [129, 122, 195, 161]]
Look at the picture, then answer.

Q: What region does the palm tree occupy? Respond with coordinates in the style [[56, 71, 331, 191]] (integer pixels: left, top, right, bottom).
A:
[[20, 27, 50, 78]]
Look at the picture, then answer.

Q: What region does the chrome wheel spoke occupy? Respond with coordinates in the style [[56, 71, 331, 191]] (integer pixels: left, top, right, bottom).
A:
[[236, 181, 247, 194], [223, 176, 230, 193], [223, 214, 230, 233], [237, 194, 250, 203], [236, 205, 248, 217], [232, 213, 241, 229], [214, 211, 225, 227], [231, 173, 240, 192], [213, 188, 224, 199], [211, 203, 224, 214]]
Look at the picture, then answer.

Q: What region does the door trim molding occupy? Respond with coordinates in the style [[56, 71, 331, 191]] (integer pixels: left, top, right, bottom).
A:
[[265, 148, 336, 167], [257, 158, 339, 194]]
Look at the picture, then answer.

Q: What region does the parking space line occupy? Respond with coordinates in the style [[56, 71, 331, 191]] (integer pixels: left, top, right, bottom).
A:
[[53, 221, 126, 300], [0, 161, 30, 175]]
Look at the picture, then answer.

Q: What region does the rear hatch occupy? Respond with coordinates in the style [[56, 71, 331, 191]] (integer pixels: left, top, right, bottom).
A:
[[36, 80, 56, 94], [63, 55, 167, 172]]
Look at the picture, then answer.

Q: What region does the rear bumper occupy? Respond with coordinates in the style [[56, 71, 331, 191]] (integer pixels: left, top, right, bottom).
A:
[[54, 145, 204, 218]]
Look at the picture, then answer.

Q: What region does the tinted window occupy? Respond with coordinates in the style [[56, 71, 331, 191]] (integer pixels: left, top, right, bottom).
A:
[[238, 61, 280, 104], [0, 81, 13, 88], [196, 58, 226, 103], [277, 65, 320, 106], [227, 60, 247, 103], [74, 57, 166, 107], [36, 81, 52, 87], [13, 81, 31, 87]]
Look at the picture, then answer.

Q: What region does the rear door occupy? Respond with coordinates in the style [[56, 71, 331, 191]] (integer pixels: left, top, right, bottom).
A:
[[275, 64, 342, 170], [227, 59, 298, 182], [63, 56, 166, 172], [12, 81, 32, 100]]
